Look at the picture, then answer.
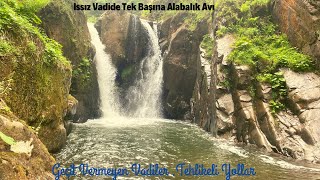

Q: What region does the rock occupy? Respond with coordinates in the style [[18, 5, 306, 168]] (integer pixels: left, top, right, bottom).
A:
[[96, 11, 148, 69], [191, 51, 210, 129], [65, 95, 78, 120], [283, 69, 320, 107], [163, 27, 198, 119], [239, 92, 252, 102], [0, 0, 76, 154], [255, 95, 282, 151], [217, 94, 234, 115], [39, 0, 100, 120], [0, 100, 54, 179], [282, 69, 320, 144], [160, 13, 208, 119], [159, 12, 188, 40], [256, 83, 273, 101], [299, 109, 320, 144], [190, 1, 320, 162], [235, 65, 253, 90], [216, 34, 236, 65], [38, 123, 67, 153], [229, 63, 272, 150], [217, 110, 235, 136], [272, 0, 320, 67]]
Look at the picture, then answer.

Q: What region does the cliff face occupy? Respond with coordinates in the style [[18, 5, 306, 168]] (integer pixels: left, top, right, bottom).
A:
[[39, 0, 100, 121], [95, 11, 150, 108], [272, 0, 320, 67], [189, 32, 320, 162], [157, 2, 320, 162], [210, 34, 320, 163], [159, 13, 209, 120], [0, 0, 73, 177]]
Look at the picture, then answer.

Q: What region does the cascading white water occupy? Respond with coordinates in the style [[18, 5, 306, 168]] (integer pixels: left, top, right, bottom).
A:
[[126, 20, 163, 118], [87, 19, 163, 120], [87, 23, 120, 118]]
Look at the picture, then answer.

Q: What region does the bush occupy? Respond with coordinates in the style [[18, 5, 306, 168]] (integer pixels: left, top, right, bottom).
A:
[[257, 72, 287, 114], [0, 0, 69, 67], [200, 34, 214, 60]]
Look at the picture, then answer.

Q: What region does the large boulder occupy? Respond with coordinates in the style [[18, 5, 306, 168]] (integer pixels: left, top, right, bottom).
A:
[[0, 100, 55, 179]]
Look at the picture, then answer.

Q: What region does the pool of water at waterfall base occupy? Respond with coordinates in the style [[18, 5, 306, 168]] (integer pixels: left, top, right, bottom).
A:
[[55, 117, 320, 180]]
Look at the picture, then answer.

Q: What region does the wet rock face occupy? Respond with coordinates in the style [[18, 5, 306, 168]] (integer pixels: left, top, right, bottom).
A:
[[0, 100, 55, 179], [272, 0, 320, 67], [162, 27, 197, 119], [96, 11, 149, 105], [191, 51, 210, 130], [160, 13, 208, 120], [96, 11, 149, 74], [39, 0, 100, 121]]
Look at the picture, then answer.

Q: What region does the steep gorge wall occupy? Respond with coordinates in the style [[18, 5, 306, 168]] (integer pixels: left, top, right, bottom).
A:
[[189, 31, 320, 162], [39, 0, 100, 121], [0, 101, 55, 179], [157, 3, 320, 162], [272, 0, 320, 67], [159, 13, 209, 120], [192, 1, 320, 163], [0, 1, 103, 178], [0, 0, 75, 177]]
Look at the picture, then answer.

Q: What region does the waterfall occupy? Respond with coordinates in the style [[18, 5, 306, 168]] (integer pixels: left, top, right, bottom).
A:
[[126, 20, 163, 118], [87, 23, 120, 118], [87, 19, 163, 119]]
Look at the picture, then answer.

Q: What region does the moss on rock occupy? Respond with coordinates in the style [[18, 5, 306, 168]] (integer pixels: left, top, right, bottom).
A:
[[38, 0, 101, 120], [0, 0, 72, 152], [0, 99, 55, 179]]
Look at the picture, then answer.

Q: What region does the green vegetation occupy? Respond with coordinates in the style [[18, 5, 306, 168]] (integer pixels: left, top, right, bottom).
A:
[[228, 28, 313, 72], [0, 0, 72, 125], [213, 0, 314, 113], [0, 40, 18, 57], [0, 77, 13, 98], [0, 131, 16, 145], [257, 72, 287, 114], [216, 0, 313, 72], [219, 79, 231, 90], [0, 0, 69, 67], [121, 65, 134, 81], [200, 34, 214, 60], [73, 58, 92, 87]]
